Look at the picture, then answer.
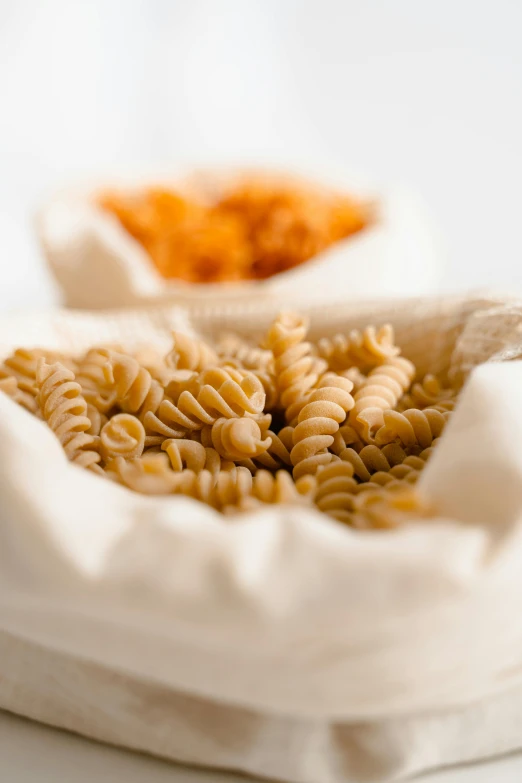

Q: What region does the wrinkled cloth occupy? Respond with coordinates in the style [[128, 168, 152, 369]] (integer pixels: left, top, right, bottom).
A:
[[36, 170, 442, 309], [1, 295, 522, 782]]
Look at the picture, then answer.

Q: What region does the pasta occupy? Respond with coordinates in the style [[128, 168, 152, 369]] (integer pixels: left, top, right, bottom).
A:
[[0, 376, 39, 413], [209, 417, 271, 461], [100, 177, 371, 284], [166, 331, 218, 372], [100, 413, 146, 461], [76, 348, 118, 413], [373, 408, 450, 449], [36, 360, 102, 473], [399, 373, 455, 411], [290, 373, 354, 479], [317, 325, 399, 373], [265, 312, 327, 424], [0, 314, 460, 529], [350, 357, 416, 442]]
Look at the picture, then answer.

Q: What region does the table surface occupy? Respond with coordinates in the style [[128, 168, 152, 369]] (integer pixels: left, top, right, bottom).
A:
[[1, 710, 522, 783]]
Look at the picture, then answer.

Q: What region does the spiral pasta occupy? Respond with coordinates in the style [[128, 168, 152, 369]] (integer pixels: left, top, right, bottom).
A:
[[166, 331, 218, 372], [36, 360, 102, 473], [100, 413, 146, 461], [144, 367, 265, 439], [349, 356, 416, 441], [339, 443, 409, 481], [349, 487, 428, 530], [314, 462, 360, 523], [368, 455, 426, 488], [76, 348, 118, 413], [102, 351, 164, 418], [217, 333, 273, 372], [373, 407, 449, 449], [210, 417, 271, 461], [161, 438, 235, 475], [399, 373, 455, 411], [291, 373, 354, 479], [5, 312, 458, 529], [0, 375, 39, 413], [317, 325, 399, 372], [265, 313, 327, 424], [0, 348, 44, 396]]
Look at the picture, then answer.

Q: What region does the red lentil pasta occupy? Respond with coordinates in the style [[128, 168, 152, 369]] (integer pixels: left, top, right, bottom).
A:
[[0, 314, 455, 528], [99, 177, 372, 284]]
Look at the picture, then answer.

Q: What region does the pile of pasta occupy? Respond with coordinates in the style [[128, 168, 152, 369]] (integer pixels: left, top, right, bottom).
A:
[[0, 314, 456, 529], [100, 178, 370, 283]]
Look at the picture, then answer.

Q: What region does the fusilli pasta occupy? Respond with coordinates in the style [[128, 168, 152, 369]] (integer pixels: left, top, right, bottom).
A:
[[2, 311, 459, 529]]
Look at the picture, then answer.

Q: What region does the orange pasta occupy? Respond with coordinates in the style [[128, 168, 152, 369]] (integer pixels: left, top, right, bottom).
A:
[[100, 176, 371, 284]]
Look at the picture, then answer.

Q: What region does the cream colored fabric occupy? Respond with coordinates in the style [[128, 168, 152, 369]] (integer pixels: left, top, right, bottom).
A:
[[1, 294, 522, 782], [36, 170, 441, 309]]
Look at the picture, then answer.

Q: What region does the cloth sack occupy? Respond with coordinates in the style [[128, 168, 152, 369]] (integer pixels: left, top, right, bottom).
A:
[[1, 294, 522, 783], [36, 167, 442, 309]]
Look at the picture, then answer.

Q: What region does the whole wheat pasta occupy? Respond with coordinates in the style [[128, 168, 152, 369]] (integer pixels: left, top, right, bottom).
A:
[[317, 325, 399, 373], [1, 311, 461, 529], [166, 332, 218, 372], [144, 367, 265, 441], [374, 408, 450, 449], [290, 374, 354, 479], [265, 313, 327, 424], [339, 443, 409, 482], [350, 356, 416, 442], [0, 375, 39, 413], [399, 373, 455, 411], [314, 462, 360, 523], [36, 360, 102, 473], [76, 348, 118, 413], [100, 413, 146, 461]]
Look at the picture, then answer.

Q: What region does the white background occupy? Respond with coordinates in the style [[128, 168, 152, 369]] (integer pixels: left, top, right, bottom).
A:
[[1, 1, 522, 780], [1, 0, 522, 309]]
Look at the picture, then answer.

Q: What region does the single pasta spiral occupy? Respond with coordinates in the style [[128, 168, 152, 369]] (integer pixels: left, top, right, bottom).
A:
[[0, 348, 45, 396], [166, 331, 218, 372], [86, 403, 108, 436], [107, 453, 178, 494], [399, 373, 455, 410], [368, 454, 426, 488], [36, 360, 102, 473], [217, 333, 273, 371], [330, 422, 364, 455], [162, 438, 236, 475], [317, 324, 399, 372], [349, 486, 426, 530], [349, 356, 416, 441], [339, 443, 409, 481], [100, 413, 146, 461], [0, 375, 39, 413], [144, 367, 265, 437], [210, 417, 271, 461], [76, 348, 118, 413], [374, 407, 449, 449], [265, 313, 327, 423], [102, 351, 164, 418], [291, 373, 354, 479], [252, 469, 312, 504], [314, 461, 360, 523]]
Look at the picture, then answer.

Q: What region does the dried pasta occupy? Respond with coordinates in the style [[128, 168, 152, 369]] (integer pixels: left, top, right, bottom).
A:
[[0, 314, 460, 529], [100, 177, 371, 284], [36, 360, 102, 473]]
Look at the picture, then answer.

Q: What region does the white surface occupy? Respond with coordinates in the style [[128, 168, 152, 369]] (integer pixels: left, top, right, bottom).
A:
[[1, 0, 522, 309], [2, 711, 522, 783]]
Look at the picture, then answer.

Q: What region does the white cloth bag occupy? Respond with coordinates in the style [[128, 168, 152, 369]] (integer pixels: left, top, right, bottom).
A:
[[36, 168, 442, 309], [1, 294, 522, 783]]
